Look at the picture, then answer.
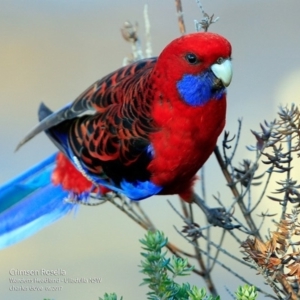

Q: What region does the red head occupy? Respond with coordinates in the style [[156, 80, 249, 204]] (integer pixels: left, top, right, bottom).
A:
[[155, 32, 232, 86]]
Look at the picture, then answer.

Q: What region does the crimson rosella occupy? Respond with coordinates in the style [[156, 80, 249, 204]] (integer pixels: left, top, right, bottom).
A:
[[0, 32, 232, 248]]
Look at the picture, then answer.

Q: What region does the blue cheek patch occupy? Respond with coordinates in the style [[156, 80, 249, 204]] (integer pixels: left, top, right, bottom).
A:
[[177, 72, 225, 106]]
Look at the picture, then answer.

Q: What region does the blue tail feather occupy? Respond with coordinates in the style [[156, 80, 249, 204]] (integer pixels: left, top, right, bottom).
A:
[[0, 153, 75, 249], [0, 153, 57, 211]]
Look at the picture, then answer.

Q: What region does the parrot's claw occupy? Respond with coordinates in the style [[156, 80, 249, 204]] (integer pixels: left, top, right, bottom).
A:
[[205, 207, 240, 230], [193, 193, 240, 230], [64, 191, 115, 206], [88, 191, 120, 205]]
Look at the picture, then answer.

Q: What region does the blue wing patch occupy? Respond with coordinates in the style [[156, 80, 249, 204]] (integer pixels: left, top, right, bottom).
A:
[[120, 179, 162, 200]]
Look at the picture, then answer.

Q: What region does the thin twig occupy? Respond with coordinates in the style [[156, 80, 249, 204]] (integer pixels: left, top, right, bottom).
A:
[[228, 119, 243, 163], [281, 135, 292, 220], [194, 0, 219, 32], [249, 167, 273, 214], [175, 0, 186, 35], [200, 166, 213, 270], [143, 4, 152, 58], [214, 146, 261, 239]]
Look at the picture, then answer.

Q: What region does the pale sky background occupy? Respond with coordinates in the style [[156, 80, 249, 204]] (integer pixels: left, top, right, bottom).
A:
[[0, 0, 300, 299]]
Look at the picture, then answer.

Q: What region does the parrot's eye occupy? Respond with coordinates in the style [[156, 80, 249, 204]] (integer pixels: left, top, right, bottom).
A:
[[185, 53, 199, 65], [216, 57, 224, 64]]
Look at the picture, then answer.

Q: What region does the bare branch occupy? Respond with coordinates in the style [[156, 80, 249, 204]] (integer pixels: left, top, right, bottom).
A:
[[174, 0, 186, 34]]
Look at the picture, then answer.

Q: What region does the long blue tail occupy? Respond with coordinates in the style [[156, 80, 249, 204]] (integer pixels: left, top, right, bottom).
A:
[[0, 153, 75, 249]]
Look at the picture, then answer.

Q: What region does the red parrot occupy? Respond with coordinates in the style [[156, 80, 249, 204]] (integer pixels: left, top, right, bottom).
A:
[[0, 32, 232, 248]]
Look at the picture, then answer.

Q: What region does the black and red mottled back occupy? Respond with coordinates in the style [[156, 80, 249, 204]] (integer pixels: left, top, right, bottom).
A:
[[38, 58, 159, 188]]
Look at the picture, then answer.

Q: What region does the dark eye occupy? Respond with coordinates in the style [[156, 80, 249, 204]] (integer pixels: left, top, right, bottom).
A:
[[216, 57, 224, 64], [185, 53, 199, 65]]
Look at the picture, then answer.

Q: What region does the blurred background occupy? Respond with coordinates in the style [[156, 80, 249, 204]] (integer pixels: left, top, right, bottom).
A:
[[0, 0, 300, 299]]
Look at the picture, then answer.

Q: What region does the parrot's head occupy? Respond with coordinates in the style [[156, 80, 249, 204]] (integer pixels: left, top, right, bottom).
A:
[[155, 32, 232, 107]]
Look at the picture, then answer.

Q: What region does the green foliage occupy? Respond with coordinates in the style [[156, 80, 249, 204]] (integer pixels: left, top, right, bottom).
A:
[[235, 285, 257, 300], [99, 293, 123, 300], [139, 230, 218, 300], [99, 231, 258, 300], [188, 286, 220, 300]]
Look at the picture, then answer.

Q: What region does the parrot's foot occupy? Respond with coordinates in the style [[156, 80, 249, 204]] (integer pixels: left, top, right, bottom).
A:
[[193, 193, 240, 230], [64, 190, 116, 206], [204, 207, 240, 230]]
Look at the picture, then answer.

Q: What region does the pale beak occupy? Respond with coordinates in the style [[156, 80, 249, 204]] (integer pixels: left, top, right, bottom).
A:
[[211, 59, 233, 87]]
